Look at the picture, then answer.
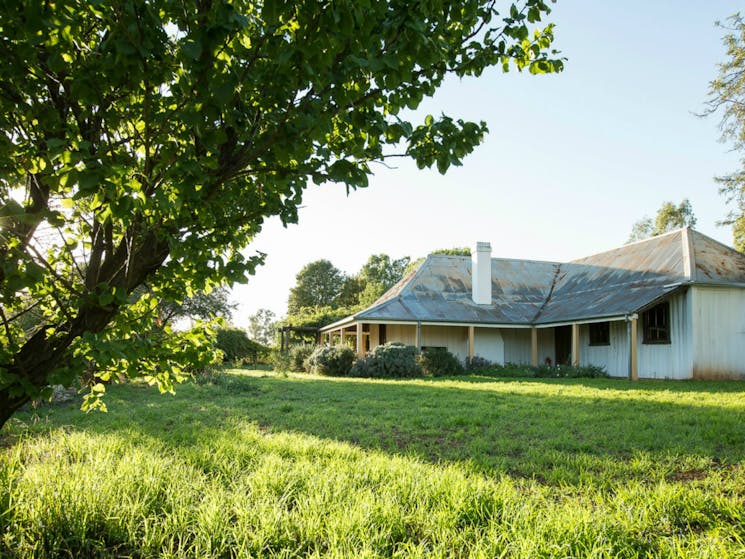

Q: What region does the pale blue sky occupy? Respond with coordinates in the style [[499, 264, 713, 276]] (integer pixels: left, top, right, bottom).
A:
[[232, 2, 742, 326]]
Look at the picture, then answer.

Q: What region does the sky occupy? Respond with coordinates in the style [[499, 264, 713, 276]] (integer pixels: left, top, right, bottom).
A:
[[231, 1, 742, 327]]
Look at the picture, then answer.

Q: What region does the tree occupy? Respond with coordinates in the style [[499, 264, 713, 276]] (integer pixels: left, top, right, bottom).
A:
[[705, 14, 745, 251], [627, 199, 697, 243], [246, 308, 276, 346], [215, 327, 268, 365], [360, 254, 411, 291], [159, 286, 236, 327], [0, 0, 562, 429], [431, 247, 472, 256], [336, 275, 367, 308], [355, 254, 411, 306], [287, 260, 346, 313]]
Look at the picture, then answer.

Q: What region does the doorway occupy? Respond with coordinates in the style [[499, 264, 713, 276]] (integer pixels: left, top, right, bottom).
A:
[[554, 326, 572, 365]]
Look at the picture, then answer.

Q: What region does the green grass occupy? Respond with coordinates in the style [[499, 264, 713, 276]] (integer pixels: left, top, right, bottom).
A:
[[2, 369, 745, 558]]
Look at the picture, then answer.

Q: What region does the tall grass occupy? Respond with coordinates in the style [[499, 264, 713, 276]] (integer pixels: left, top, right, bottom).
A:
[[1, 370, 744, 558]]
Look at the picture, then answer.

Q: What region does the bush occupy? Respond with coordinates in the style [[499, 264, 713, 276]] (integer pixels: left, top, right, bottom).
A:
[[419, 347, 464, 376], [192, 365, 225, 385], [268, 349, 292, 373], [466, 362, 609, 379], [535, 364, 608, 378], [356, 343, 422, 378], [289, 344, 315, 372], [349, 357, 374, 378], [464, 355, 493, 371], [307, 345, 355, 376], [215, 327, 270, 365]]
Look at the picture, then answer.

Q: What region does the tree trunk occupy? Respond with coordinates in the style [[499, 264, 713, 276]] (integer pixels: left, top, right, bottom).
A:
[[0, 391, 31, 431], [0, 233, 170, 432]]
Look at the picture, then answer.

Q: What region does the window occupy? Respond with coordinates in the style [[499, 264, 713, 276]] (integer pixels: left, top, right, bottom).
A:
[[379, 324, 386, 345], [589, 322, 610, 346], [643, 302, 670, 344]]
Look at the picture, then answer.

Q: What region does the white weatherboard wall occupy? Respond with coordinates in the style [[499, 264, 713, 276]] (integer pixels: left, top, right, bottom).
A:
[[474, 329, 505, 363], [572, 291, 693, 378], [580, 321, 630, 377], [636, 291, 693, 380], [386, 324, 417, 346], [421, 325, 468, 359], [691, 286, 745, 379], [501, 328, 554, 365]]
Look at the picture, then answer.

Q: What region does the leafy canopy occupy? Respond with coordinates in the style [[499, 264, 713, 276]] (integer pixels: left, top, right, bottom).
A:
[[287, 260, 346, 313], [627, 199, 697, 243], [705, 13, 745, 251], [0, 0, 562, 426], [246, 308, 277, 346]]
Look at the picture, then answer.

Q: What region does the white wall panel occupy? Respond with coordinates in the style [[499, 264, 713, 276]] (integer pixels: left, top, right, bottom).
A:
[[691, 286, 745, 379]]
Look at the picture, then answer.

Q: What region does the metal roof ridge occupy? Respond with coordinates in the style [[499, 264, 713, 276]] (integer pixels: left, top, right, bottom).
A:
[[570, 227, 685, 263], [682, 227, 695, 279]]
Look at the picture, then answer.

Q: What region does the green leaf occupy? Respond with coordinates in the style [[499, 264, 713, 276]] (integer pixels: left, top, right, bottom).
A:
[[183, 39, 202, 61]]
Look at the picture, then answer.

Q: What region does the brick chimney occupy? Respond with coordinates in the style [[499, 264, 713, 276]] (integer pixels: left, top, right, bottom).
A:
[[472, 242, 492, 305]]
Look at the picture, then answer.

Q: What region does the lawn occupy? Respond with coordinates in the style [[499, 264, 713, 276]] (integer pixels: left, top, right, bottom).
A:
[[1, 369, 744, 558]]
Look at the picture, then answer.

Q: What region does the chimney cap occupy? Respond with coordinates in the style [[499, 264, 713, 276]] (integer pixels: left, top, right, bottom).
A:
[[473, 241, 492, 253]]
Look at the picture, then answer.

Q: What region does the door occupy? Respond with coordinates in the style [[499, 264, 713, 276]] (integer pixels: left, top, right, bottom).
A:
[[554, 326, 572, 366]]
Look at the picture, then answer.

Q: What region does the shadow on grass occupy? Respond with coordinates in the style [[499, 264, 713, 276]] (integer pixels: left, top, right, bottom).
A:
[[14, 371, 745, 485]]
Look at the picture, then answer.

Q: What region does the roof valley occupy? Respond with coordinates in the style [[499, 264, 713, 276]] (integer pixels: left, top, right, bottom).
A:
[[531, 263, 563, 324]]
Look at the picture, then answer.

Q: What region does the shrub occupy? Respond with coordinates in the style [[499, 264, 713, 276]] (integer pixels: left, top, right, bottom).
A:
[[307, 345, 355, 376], [358, 343, 422, 378], [268, 349, 292, 373], [534, 364, 608, 378], [419, 348, 464, 376], [464, 355, 493, 371], [289, 344, 315, 372], [192, 365, 225, 385], [349, 356, 373, 378], [215, 328, 269, 365], [467, 362, 609, 379]]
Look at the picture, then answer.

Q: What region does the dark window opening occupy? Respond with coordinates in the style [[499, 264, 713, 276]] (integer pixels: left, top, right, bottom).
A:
[[589, 322, 610, 346], [379, 324, 387, 345], [643, 301, 671, 344]]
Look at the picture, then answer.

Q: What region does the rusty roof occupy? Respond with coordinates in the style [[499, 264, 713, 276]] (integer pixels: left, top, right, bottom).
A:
[[328, 228, 745, 329]]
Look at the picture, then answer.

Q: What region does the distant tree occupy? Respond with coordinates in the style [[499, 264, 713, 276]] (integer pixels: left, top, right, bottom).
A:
[[704, 13, 745, 251], [431, 247, 472, 256], [287, 260, 345, 314], [159, 287, 236, 327], [627, 199, 697, 243], [359, 254, 411, 289], [246, 308, 277, 346], [215, 327, 268, 365], [287, 253, 412, 316], [732, 216, 745, 252], [336, 275, 367, 308], [356, 254, 411, 306]]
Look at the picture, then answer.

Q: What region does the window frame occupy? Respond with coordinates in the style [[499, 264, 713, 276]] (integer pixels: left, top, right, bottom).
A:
[[588, 321, 610, 346], [642, 301, 671, 345]]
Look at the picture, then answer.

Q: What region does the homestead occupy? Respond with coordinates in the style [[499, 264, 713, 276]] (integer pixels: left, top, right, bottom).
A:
[[320, 228, 745, 379]]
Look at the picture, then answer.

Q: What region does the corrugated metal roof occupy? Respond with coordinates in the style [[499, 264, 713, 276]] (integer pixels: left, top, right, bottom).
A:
[[357, 256, 557, 324], [327, 228, 745, 330], [536, 230, 691, 323], [690, 230, 745, 282]]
